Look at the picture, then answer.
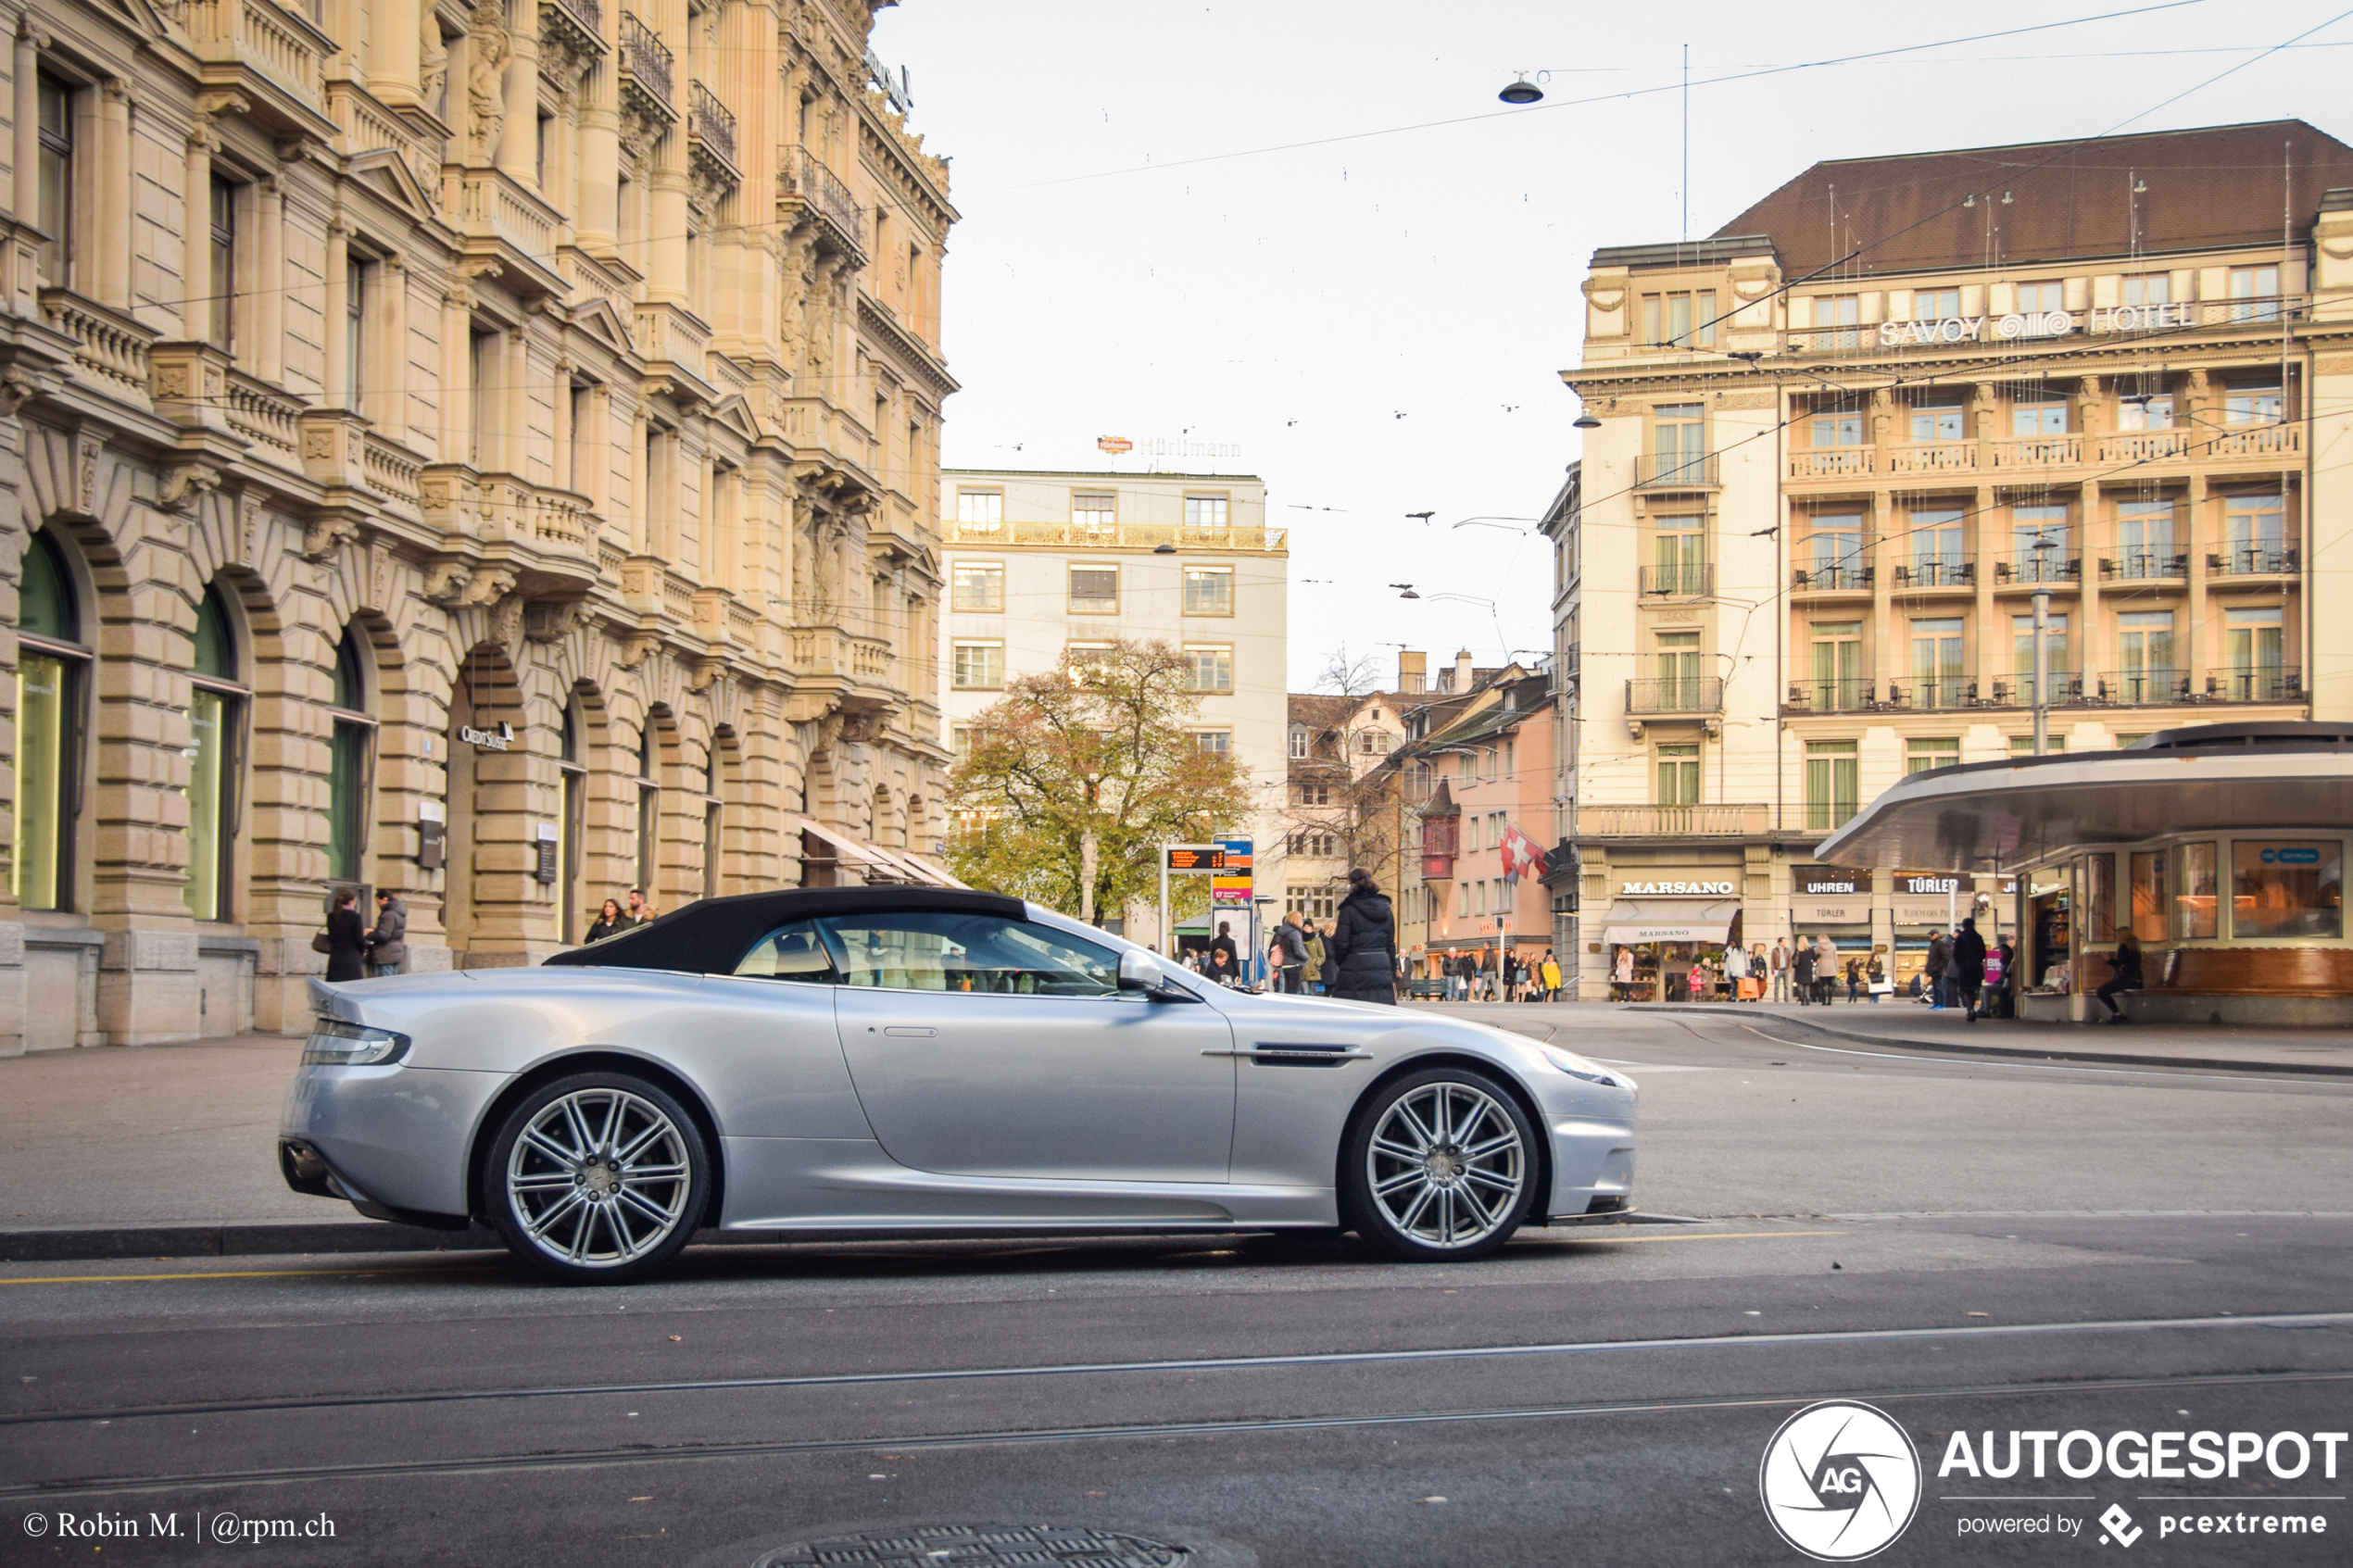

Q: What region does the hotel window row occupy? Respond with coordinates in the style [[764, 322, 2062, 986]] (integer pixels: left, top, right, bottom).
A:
[[946, 562, 1237, 616], [948, 642, 1237, 693]]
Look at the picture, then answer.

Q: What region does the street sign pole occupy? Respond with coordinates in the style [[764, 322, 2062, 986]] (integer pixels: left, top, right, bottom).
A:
[[1158, 843, 1170, 955]]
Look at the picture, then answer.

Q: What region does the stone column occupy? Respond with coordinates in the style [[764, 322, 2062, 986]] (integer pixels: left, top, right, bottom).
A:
[[321, 220, 350, 407], [551, 357, 573, 491], [1974, 483, 1999, 700], [440, 282, 472, 463], [367, 0, 423, 107], [182, 118, 216, 338], [497, 0, 539, 186], [96, 79, 130, 307], [13, 27, 39, 241], [504, 324, 528, 477], [377, 256, 408, 429], [253, 178, 286, 383], [649, 160, 689, 306]]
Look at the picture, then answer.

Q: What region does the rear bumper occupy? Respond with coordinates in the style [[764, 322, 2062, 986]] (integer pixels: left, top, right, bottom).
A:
[[278, 1064, 503, 1223]]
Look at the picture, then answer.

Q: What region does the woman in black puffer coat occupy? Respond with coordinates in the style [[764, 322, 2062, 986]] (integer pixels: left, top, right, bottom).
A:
[[1326, 868, 1399, 1004]]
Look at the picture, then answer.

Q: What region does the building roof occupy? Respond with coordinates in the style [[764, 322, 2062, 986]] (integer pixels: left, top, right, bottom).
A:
[[1712, 119, 2353, 275]]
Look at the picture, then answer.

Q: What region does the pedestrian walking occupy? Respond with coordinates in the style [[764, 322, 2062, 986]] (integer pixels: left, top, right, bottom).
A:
[[1813, 934, 1840, 1006], [1792, 941, 1816, 1005], [1843, 957, 1862, 1003], [586, 897, 628, 942], [1865, 950, 1885, 1002], [1687, 959, 1710, 1002], [1770, 937, 1792, 1002], [322, 889, 369, 983], [1993, 939, 2018, 1018], [1326, 868, 1399, 1004], [2097, 932, 2144, 1023], [1723, 942, 1749, 1000], [366, 889, 409, 976], [1953, 916, 1988, 1021], [1613, 946, 1635, 1002], [1925, 928, 1952, 1010], [1541, 949, 1562, 1001]]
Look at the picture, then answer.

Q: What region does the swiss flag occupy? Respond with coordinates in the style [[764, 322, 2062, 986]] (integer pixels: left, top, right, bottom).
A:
[[1499, 823, 1549, 882]]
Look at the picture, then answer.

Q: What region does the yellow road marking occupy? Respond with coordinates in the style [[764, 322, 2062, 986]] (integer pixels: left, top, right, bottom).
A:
[[1558, 1229, 1846, 1244]]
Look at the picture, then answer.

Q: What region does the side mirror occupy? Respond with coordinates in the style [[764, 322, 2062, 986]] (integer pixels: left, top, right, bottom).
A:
[[1117, 950, 1165, 992]]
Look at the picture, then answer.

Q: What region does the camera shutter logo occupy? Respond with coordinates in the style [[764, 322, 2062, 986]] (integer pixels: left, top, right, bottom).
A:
[[1758, 1400, 1922, 1561]]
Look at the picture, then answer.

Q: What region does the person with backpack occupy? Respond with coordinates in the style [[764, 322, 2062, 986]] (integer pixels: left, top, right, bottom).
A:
[[1326, 867, 1399, 1004]]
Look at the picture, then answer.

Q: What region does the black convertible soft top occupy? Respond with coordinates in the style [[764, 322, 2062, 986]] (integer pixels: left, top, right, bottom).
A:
[[543, 886, 1027, 974]]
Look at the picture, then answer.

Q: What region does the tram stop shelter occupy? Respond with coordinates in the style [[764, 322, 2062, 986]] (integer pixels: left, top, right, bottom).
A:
[[1814, 721, 2353, 1025]]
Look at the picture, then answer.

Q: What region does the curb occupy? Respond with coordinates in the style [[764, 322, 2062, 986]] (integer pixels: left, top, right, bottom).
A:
[[1635, 1006, 2353, 1077], [0, 1221, 510, 1261]]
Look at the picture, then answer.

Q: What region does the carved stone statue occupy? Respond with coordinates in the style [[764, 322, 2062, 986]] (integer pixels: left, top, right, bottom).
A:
[[420, 13, 449, 110], [469, 11, 510, 161]]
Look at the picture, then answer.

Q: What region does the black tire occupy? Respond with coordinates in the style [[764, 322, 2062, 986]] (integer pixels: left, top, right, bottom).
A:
[[484, 1071, 711, 1286], [1340, 1065, 1538, 1261]]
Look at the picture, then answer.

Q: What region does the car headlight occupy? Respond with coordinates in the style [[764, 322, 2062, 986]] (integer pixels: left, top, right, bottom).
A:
[[302, 1018, 409, 1066], [1541, 1047, 1622, 1086]]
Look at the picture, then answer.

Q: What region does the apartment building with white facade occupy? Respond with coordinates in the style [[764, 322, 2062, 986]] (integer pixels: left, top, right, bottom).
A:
[[937, 469, 1288, 927]]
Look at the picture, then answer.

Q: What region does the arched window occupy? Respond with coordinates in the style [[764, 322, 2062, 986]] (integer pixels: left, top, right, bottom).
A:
[[327, 627, 375, 886], [183, 584, 246, 920], [13, 531, 86, 910]]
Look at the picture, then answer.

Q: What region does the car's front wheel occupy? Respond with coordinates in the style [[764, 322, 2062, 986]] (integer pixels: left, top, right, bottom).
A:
[[1342, 1067, 1537, 1261], [484, 1072, 711, 1286]]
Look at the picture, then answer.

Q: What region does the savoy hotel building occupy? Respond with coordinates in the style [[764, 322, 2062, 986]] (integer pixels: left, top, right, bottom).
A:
[[0, 0, 960, 1050], [1554, 120, 2353, 999]]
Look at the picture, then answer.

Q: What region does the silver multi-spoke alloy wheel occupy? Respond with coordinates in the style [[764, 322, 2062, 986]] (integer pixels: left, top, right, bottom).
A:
[[499, 1082, 698, 1276], [1361, 1076, 1529, 1254]]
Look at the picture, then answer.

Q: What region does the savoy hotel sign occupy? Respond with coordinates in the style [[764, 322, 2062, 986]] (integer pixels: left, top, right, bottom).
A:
[[1875, 302, 2194, 347]]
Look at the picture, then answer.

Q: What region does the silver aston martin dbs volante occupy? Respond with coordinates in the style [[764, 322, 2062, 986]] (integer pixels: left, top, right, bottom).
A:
[[279, 887, 1639, 1284]]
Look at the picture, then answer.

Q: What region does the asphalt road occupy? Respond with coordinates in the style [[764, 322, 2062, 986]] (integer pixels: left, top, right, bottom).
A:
[[6, 1009, 2351, 1566]]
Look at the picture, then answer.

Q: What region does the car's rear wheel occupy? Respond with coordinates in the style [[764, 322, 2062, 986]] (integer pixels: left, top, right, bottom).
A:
[[1342, 1067, 1536, 1261], [484, 1073, 711, 1286]]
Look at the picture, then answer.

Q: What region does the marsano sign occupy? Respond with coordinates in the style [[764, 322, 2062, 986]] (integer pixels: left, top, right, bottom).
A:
[[1619, 880, 1735, 896]]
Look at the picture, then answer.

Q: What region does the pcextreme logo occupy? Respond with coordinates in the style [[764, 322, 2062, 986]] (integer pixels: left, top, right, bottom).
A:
[[1759, 1400, 1923, 1562]]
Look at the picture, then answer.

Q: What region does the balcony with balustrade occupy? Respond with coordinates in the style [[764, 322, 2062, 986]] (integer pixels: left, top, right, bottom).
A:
[[1638, 561, 1713, 597], [185, 0, 334, 134], [619, 12, 677, 125], [2207, 545, 2299, 578], [1782, 678, 1876, 715], [1891, 557, 1975, 591], [1576, 803, 1775, 839], [783, 147, 866, 261], [689, 82, 739, 184], [1790, 561, 1873, 596], [1881, 678, 1979, 710], [1992, 551, 2081, 589], [2099, 549, 2188, 583], [1632, 453, 1719, 491], [2090, 668, 2190, 706], [1626, 676, 1723, 716]]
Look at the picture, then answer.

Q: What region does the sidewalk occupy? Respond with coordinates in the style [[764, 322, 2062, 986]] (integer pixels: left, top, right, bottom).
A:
[[0, 1032, 497, 1261], [1425, 997, 2353, 1077]]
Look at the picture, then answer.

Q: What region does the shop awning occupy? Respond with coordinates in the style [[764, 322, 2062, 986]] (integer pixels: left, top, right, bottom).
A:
[[1602, 898, 1741, 946], [897, 852, 970, 889], [1814, 743, 2353, 872], [796, 818, 922, 884]]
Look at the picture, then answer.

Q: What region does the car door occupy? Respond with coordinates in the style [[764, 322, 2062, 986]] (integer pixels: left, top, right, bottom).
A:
[[821, 909, 1237, 1183]]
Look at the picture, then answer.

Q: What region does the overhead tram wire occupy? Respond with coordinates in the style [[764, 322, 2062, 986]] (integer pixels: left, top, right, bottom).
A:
[[982, 1, 2221, 195]]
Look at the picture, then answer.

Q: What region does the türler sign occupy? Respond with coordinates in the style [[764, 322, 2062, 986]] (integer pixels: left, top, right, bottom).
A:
[[1619, 880, 1736, 896], [1876, 302, 2194, 347]]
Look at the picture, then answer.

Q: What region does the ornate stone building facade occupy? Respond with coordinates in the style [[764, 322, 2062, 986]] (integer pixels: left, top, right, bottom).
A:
[[0, 0, 958, 1050]]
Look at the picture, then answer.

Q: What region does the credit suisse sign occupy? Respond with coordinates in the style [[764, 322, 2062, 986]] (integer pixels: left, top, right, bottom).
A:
[[1875, 303, 2193, 348]]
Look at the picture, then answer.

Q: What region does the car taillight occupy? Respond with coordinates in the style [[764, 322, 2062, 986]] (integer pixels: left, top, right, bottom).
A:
[[302, 1018, 409, 1066]]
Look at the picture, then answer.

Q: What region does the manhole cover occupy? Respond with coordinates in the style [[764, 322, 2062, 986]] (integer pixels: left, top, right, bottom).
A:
[[753, 1524, 1189, 1567]]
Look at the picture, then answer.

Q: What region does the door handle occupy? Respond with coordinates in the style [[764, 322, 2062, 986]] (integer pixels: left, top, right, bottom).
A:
[[881, 1026, 937, 1037]]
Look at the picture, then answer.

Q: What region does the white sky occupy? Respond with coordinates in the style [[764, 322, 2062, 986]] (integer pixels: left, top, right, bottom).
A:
[[867, 0, 2352, 688]]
